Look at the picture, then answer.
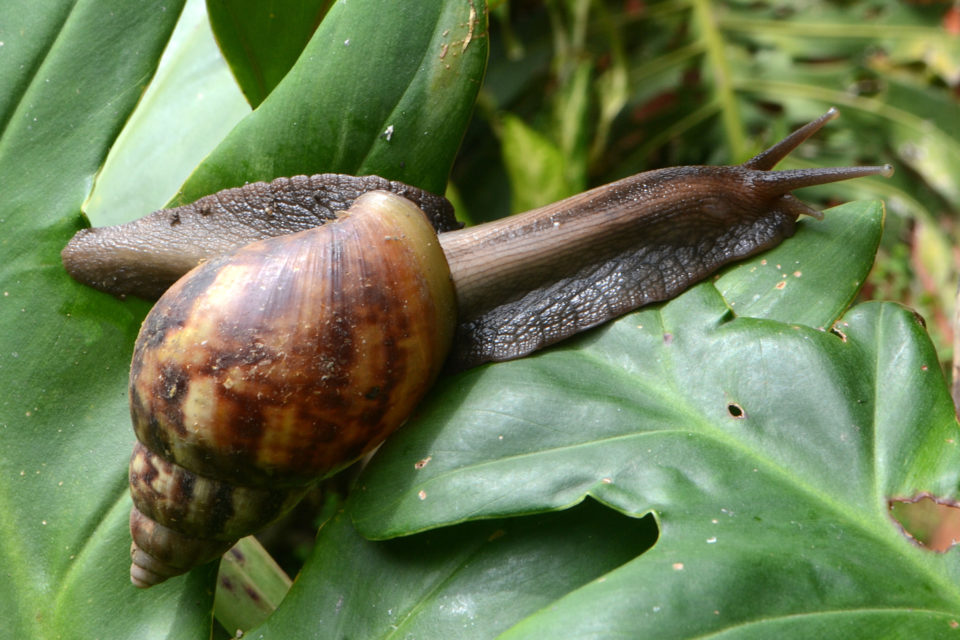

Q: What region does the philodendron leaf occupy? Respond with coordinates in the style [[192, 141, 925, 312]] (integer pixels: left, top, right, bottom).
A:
[[350, 200, 960, 636], [715, 201, 882, 327], [173, 0, 488, 204]]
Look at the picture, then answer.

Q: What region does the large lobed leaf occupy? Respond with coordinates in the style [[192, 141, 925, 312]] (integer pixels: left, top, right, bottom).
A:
[[255, 502, 658, 638], [347, 201, 960, 637]]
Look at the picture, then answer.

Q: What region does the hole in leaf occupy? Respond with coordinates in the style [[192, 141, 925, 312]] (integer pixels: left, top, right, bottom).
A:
[[889, 494, 960, 552], [727, 403, 745, 419]]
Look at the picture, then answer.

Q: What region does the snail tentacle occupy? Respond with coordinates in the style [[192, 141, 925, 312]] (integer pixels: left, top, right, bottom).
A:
[[742, 107, 839, 170]]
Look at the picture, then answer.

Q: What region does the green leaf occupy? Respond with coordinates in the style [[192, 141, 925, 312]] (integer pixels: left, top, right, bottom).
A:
[[215, 536, 292, 634], [498, 301, 960, 638], [552, 59, 592, 190], [351, 200, 960, 635], [0, 1, 225, 637], [252, 502, 657, 638], [206, 0, 335, 108], [173, 0, 488, 203]]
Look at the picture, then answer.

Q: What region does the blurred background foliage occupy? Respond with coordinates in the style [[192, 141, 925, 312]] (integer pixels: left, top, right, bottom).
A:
[[449, 0, 960, 363]]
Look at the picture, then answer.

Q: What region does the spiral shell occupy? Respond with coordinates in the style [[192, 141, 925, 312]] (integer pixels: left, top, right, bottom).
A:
[[127, 190, 457, 587]]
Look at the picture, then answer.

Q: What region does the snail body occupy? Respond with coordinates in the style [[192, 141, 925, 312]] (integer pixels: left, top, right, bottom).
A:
[[62, 110, 892, 586]]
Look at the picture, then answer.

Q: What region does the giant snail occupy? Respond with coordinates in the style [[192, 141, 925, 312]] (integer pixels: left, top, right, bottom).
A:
[[61, 108, 892, 587]]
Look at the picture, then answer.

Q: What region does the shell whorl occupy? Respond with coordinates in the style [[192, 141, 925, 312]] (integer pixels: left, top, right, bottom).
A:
[[127, 191, 457, 586]]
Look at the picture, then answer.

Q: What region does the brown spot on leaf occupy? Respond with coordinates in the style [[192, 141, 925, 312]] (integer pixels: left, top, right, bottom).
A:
[[244, 584, 262, 603], [830, 326, 847, 342]]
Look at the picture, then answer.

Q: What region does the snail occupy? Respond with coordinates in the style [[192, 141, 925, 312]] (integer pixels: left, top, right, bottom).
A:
[[62, 109, 892, 587]]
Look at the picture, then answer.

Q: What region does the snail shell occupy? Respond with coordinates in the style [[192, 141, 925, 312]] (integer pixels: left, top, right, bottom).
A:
[[127, 191, 456, 587]]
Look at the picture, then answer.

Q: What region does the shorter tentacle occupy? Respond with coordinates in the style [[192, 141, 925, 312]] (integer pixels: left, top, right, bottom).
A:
[[776, 194, 826, 221]]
